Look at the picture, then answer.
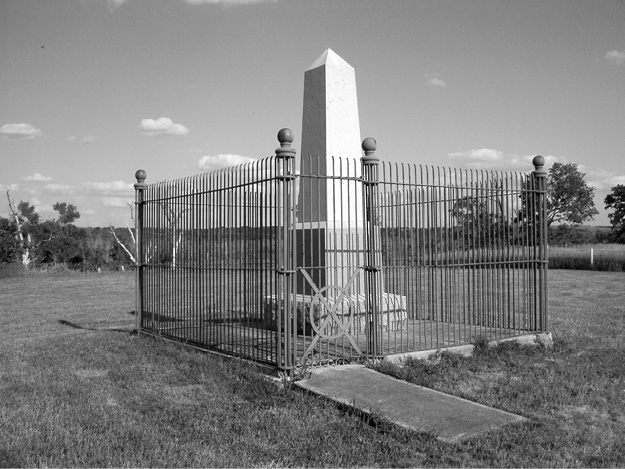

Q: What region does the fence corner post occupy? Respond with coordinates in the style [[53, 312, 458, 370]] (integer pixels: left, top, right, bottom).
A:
[[134, 169, 147, 333], [275, 129, 297, 370], [531, 156, 548, 331], [361, 137, 381, 357]]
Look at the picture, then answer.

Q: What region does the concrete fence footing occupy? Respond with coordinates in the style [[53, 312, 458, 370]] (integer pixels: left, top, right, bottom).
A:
[[383, 332, 554, 364]]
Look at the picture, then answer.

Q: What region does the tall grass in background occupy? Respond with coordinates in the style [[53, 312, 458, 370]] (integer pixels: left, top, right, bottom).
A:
[[548, 244, 625, 271]]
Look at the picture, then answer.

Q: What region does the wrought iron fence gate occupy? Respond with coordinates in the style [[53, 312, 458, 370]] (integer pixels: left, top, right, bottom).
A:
[[134, 128, 548, 371]]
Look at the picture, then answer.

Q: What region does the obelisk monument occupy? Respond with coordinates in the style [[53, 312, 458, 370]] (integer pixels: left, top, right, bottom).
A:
[[298, 48, 363, 225], [294, 48, 407, 335], [296, 49, 365, 296]]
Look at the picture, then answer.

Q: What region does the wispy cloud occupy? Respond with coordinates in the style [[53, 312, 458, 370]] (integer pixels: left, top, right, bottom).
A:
[[198, 154, 256, 171], [585, 169, 625, 190], [101, 197, 133, 207], [25, 180, 134, 199], [449, 148, 503, 162], [0, 123, 43, 139], [106, 0, 127, 11], [0, 183, 20, 193], [66, 135, 97, 143], [43, 184, 74, 195], [606, 174, 625, 187], [424, 73, 446, 87], [447, 148, 566, 172], [185, 0, 277, 6], [605, 49, 625, 66], [23, 173, 53, 182], [139, 117, 189, 137], [82, 180, 134, 194]]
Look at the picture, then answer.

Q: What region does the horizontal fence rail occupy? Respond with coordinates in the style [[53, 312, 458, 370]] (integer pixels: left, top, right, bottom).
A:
[[134, 130, 548, 370]]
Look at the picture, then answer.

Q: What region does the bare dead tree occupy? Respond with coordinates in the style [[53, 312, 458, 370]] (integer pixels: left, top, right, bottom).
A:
[[108, 202, 154, 265], [109, 182, 187, 269], [108, 202, 137, 264], [6, 191, 36, 268], [161, 200, 186, 268], [157, 182, 191, 268]]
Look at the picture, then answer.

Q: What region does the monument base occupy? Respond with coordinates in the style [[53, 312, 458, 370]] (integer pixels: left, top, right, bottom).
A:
[[295, 223, 367, 297], [262, 293, 407, 336]]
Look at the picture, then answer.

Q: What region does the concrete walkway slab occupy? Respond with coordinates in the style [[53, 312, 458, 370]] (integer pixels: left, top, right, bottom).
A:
[[295, 364, 526, 443]]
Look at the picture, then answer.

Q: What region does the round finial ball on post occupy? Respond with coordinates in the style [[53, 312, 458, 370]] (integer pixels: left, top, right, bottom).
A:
[[135, 169, 147, 184], [532, 155, 547, 178], [532, 155, 545, 170], [361, 137, 379, 165], [277, 128, 294, 147], [362, 138, 377, 153]]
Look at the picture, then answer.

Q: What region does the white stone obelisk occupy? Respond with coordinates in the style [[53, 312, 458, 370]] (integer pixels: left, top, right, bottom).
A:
[[298, 49, 363, 225], [295, 49, 407, 336], [296, 49, 364, 298]]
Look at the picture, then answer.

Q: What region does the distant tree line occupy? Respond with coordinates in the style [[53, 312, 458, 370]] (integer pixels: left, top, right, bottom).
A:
[[543, 165, 624, 244], [382, 164, 624, 251], [2, 167, 623, 272], [1, 192, 135, 271]]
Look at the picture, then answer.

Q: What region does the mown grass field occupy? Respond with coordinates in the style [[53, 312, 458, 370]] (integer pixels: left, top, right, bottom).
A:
[[0, 268, 624, 467]]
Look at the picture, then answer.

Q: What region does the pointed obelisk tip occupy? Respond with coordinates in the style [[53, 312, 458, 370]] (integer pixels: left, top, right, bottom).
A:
[[306, 48, 351, 71]]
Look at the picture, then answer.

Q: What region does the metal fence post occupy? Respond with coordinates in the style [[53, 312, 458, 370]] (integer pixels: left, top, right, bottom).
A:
[[134, 169, 147, 333], [361, 138, 381, 357], [531, 156, 548, 331], [275, 129, 297, 370]]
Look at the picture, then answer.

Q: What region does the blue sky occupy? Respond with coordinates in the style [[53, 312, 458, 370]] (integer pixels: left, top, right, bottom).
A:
[[1, 0, 624, 227]]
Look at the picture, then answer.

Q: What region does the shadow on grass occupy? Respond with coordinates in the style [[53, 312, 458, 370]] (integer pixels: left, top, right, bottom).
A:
[[0, 449, 21, 469], [58, 319, 135, 334]]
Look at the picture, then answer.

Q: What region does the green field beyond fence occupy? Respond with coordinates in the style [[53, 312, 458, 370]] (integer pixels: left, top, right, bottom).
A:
[[548, 244, 625, 271]]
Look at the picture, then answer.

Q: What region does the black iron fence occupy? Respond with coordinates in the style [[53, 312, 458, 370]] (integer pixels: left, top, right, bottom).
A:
[[134, 129, 548, 370]]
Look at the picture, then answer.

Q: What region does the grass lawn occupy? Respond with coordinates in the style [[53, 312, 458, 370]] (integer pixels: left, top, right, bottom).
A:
[[1, 269, 624, 467]]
